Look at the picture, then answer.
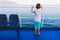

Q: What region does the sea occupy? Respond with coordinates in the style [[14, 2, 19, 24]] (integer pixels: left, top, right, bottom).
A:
[[0, 5, 60, 28]]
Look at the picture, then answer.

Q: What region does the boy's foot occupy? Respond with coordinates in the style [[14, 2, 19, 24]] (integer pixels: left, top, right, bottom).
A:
[[38, 32, 40, 36], [34, 32, 37, 36]]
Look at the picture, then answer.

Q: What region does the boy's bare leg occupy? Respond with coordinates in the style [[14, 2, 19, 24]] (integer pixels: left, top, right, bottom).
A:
[[34, 28, 37, 35], [38, 28, 40, 35]]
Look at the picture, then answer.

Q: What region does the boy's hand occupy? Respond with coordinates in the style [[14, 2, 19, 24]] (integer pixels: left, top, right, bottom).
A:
[[41, 6, 43, 10], [32, 6, 34, 9]]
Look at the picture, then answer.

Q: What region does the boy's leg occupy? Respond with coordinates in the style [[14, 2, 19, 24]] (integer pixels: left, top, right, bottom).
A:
[[38, 28, 40, 35], [34, 28, 37, 35], [34, 22, 37, 35], [37, 22, 41, 35]]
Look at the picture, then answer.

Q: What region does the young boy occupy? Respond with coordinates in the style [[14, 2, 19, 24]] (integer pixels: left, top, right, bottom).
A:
[[31, 3, 42, 35]]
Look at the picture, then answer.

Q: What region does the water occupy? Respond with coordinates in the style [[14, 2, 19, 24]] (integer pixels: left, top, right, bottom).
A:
[[0, 5, 60, 28], [21, 18, 60, 28]]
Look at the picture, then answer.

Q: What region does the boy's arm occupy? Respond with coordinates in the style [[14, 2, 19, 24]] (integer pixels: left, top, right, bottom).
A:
[[31, 5, 35, 13]]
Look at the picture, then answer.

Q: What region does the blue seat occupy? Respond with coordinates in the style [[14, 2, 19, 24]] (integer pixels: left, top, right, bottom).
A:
[[0, 14, 7, 27], [9, 14, 20, 28], [0, 14, 20, 40]]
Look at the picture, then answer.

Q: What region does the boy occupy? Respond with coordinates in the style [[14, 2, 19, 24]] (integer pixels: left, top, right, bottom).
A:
[[31, 3, 42, 35]]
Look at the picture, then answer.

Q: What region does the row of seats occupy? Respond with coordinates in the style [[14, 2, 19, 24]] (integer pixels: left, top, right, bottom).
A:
[[0, 14, 20, 29]]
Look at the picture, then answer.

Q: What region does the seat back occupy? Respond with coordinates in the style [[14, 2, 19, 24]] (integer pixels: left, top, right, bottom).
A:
[[0, 14, 7, 27], [9, 14, 19, 27]]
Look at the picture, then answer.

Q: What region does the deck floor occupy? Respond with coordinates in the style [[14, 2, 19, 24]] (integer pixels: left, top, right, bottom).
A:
[[0, 29, 60, 40]]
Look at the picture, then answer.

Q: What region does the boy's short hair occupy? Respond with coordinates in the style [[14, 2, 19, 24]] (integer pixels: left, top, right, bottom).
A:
[[36, 3, 41, 9]]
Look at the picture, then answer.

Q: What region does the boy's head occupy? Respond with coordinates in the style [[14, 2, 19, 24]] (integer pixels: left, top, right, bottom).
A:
[[36, 3, 41, 9]]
